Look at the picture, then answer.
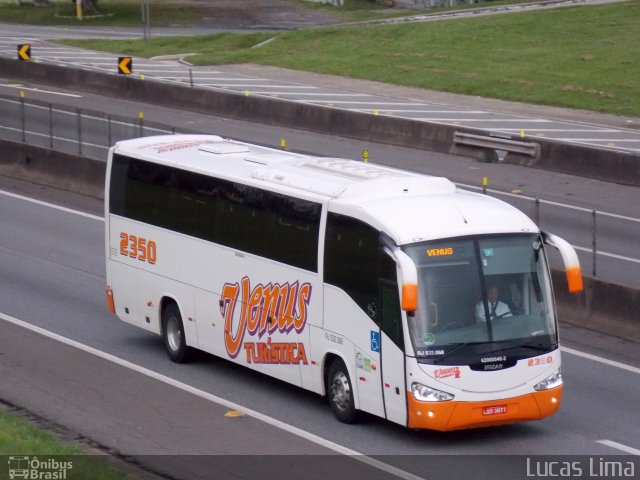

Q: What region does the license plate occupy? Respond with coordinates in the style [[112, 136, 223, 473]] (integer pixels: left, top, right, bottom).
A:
[[482, 405, 507, 416]]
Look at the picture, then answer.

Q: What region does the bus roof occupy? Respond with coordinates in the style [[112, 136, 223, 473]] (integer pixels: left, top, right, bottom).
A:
[[114, 135, 538, 245]]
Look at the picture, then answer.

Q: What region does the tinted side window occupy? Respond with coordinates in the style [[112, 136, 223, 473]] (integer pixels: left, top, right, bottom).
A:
[[110, 153, 173, 228], [380, 270, 403, 349], [215, 183, 321, 272], [109, 154, 321, 272], [324, 213, 382, 322]]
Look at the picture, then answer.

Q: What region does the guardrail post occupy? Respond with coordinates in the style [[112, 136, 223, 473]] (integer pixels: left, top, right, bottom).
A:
[[107, 114, 112, 146], [20, 94, 25, 143], [592, 209, 597, 277], [49, 103, 53, 149], [77, 108, 82, 155]]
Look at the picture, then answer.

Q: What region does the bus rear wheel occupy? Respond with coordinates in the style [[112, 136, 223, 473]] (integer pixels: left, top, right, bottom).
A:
[[327, 359, 358, 424], [162, 303, 191, 363]]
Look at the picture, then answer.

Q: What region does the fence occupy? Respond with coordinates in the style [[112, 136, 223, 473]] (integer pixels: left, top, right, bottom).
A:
[[1, 92, 638, 288]]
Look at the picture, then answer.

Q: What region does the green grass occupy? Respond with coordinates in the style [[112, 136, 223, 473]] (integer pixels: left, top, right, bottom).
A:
[[0, 410, 126, 479], [59, 1, 640, 116], [0, 0, 202, 26]]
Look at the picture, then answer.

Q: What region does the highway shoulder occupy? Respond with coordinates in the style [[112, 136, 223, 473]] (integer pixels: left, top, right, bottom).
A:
[[0, 319, 399, 480]]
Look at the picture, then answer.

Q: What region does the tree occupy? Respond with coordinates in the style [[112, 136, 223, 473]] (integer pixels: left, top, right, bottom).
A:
[[70, 0, 100, 15]]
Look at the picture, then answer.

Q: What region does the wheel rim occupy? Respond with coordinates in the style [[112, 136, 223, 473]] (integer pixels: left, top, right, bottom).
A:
[[330, 370, 351, 412], [166, 315, 182, 352]]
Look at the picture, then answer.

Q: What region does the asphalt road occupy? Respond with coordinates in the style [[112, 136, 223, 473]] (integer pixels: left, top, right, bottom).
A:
[[1, 36, 639, 156], [0, 81, 639, 288], [0, 179, 639, 480]]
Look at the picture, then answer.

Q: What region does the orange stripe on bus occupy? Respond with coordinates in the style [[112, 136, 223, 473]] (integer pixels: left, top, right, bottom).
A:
[[406, 386, 562, 431], [106, 286, 116, 314]]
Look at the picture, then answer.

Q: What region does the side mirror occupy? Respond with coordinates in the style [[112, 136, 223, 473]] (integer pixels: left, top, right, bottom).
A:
[[542, 231, 583, 293], [393, 249, 419, 311], [402, 284, 418, 312]]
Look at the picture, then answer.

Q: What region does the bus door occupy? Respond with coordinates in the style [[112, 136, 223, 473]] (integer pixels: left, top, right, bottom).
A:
[[379, 256, 407, 425]]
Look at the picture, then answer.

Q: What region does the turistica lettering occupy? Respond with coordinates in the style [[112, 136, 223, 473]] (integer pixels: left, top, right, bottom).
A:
[[220, 276, 312, 364]]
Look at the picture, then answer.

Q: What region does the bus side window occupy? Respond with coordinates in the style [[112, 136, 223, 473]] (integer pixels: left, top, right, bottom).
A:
[[380, 287, 403, 349], [324, 213, 382, 323], [380, 252, 403, 349]]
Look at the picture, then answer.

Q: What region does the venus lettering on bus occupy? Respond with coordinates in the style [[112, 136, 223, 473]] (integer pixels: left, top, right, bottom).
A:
[[221, 276, 312, 359], [426, 247, 453, 257], [434, 366, 461, 379]]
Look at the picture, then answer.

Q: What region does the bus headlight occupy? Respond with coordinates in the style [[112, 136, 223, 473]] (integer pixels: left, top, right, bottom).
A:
[[534, 369, 562, 391], [411, 382, 454, 402]]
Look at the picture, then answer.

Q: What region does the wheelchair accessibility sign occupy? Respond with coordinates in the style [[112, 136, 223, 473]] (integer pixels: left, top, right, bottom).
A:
[[370, 330, 380, 353]]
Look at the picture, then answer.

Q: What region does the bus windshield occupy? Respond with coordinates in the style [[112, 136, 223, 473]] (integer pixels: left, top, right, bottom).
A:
[[402, 234, 557, 365]]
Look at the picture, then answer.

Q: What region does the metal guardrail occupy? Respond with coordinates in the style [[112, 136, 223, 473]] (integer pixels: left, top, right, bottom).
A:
[[462, 184, 640, 278], [1, 93, 638, 285], [454, 131, 540, 158]]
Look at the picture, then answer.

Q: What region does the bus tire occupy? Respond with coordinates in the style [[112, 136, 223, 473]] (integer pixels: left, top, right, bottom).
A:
[[327, 359, 358, 424], [162, 302, 191, 363]]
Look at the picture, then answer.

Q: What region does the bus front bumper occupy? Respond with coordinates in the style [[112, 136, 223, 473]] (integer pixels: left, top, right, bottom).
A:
[[407, 386, 562, 431]]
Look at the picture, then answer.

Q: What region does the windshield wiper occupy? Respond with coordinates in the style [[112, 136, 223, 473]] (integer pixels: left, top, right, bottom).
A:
[[490, 339, 556, 354], [431, 342, 475, 364]]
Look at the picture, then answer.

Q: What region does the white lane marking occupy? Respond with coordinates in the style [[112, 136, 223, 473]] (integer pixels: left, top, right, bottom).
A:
[[0, 125, 108, 151], [0, 84, 82, 98], [556, 138, 640, 143], [154, 77, 260, 81], [304, 101, 430, 105], [573, 246, 640, 264], [243, 92, 370, 97], [487, 128, 621, 133], [461, 183, 640, 223], [596, 440, 640, 455], [0, 312, 423, 480], [561, 347, 640, 375], [0, 189, 104, 222], [354, 109, 486, 114], [183, 84, 316, 89], [413, 118, 552, 122]]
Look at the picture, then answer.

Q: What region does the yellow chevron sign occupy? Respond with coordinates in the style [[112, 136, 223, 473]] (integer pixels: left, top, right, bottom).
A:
[[118, 56, 132, 75], [18, 44, 31, 61]]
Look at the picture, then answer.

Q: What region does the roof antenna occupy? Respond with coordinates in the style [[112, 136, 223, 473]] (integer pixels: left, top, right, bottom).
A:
[[455, 205, 468, 224]]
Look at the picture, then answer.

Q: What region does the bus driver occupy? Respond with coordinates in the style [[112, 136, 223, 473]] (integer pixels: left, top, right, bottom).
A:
[[476, 285, 512, 323]]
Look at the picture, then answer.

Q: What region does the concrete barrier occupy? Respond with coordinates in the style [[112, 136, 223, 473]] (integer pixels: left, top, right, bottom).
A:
[[0, 139, 104, 198], [553, 270, 640, 343], [2, 57, 639, 186]]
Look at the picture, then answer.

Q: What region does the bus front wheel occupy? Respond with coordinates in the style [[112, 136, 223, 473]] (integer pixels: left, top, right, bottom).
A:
[[327, 359, 358, 424], [162, 303, 191, 363]]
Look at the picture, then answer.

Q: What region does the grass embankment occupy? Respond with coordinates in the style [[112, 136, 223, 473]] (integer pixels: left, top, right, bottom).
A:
[[2, 1, 637, 115], [59, 1, 640, 117], [0, 409, 125, 479]]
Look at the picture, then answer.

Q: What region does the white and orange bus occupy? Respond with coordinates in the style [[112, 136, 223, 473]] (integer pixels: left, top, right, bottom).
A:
[[105, 134, 583, 431]]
